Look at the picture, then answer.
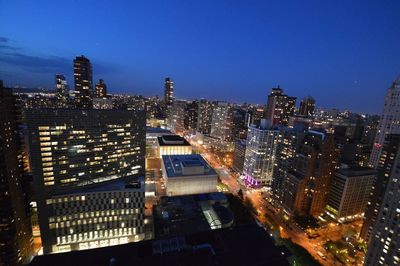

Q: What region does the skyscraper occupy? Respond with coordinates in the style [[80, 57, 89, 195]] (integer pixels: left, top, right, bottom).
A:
[[210, 102, 233, 142], [167, 100, 186, 134], [55, 74, 68, 107], [73, 55, 93, 109], [266, 86, 296, 126], [364, 138, 400, 265], [298, 96, 315, 116], [184, 100, 198, 132], [26, 109, 146, 253], [242, 120, 279, 187], [272, 128, 304, 204], [369, 75, 400, 168], [0, 81, 33, 265], [95, 79, 107, 98], [164, 77, 174, 107], [278, 131, 337, 218], [197, 99, 214, 135], [360, 134, 400, 243]]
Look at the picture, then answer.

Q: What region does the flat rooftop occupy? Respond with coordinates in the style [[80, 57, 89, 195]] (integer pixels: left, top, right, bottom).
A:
[[162, 154, 217, 178], [157, 135, 191, 146], [153, 192, 232, 238], [337, 166, 376, 178], [146, 127, 172, 134]]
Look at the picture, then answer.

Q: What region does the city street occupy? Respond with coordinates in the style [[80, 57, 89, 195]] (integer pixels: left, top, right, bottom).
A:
[[189, 139, 349, 266]]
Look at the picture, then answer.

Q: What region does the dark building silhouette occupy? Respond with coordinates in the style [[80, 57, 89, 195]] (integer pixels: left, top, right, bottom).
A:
[[184, 101, 198, 132], [55, 74, 68, 107], [0, 80, 33, 265], [232, 139, 246, 174], [298, 96, 315, 116], [164, 77, 174, 107], [266, 86, 296, 126], [95, 79, 107, 98], [74, 55, 93, 109]]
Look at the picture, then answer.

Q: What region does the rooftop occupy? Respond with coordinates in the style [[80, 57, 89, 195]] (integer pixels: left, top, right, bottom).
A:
[[157, 135, 191, 146], [146, 127, 172, 134], [162, 154, 217, 178], [29, 224, 291, 266], [337, 166, 376, 178], [153, 192, 232, 238]]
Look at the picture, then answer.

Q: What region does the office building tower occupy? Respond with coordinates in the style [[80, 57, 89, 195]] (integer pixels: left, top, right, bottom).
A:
[[242, 120, 279, 187], [326, 167, 375, 222], [26, 109, 146, 253], [197, 99, 214, 135], [266, 86, 296, 126], [365, 146, 400, 265], [369, 75, 400, 168], [247, 106, 266, 127], [184, 100, 198, 132], [95, 79, 107, 98], [279, 131, 337, 218], [73, 55, 93, 109], [232, 139, 246, 174], [167, 100, 186, 134], [298, 96, 315, 116], [210, 102, 233, 142], [55, 74, 68, 107], [360, 134, 400, 243], [0, 81, 33, 265], [164, 77, 174, 107], [272, 128, 304, 203], [232, 108, 248, 140]]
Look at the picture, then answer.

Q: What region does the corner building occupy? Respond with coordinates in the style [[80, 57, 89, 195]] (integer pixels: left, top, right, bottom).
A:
[[26, 109, 146, 253]]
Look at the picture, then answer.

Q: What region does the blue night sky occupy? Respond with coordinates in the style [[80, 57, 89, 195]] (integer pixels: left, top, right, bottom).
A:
[[1, 0, 400, 114]]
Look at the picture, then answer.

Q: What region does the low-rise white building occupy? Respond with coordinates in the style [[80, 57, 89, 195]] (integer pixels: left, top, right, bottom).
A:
[[162, 154, 218, 196], [157, 135, 192, 158]]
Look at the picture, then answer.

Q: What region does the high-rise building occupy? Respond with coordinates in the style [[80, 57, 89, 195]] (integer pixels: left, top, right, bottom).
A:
[[232, 139, 246, 174], [242, 120, 279, 187], [232, 108, 248, 140], [167, 100, 186, 134], [73, 55, 93, 109], [369, 75, 400, 168], [272, 128, 304, 203], [298, 96, 315, 116], [95, 79, 107, 98], [210, 102, 233, 142], [364, 143, 400, 265], [278, 131, 337, 218], [265, 86, 296, 126], [184, 101, 198, 132], [197, 99, 214, 135], [26, 109, 146, 253], [360, 134, 400, 243], [55, 74, 68, 107], [0, 81, 33, 265], [164, 77, 174, 107], [326, 167, 375, 222]]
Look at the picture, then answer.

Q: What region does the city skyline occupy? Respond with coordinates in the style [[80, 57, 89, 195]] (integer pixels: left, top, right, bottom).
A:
[[1, 1, 400, 114]]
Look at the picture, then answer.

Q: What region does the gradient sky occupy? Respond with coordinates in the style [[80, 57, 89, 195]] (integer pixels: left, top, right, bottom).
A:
[[1, 0, 400, 114]]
